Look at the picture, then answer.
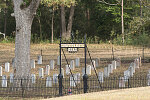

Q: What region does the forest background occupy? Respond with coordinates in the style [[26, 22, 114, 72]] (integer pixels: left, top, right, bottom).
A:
[[0, 0, 150, 46]]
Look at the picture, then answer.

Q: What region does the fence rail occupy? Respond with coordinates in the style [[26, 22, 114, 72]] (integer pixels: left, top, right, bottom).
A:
[[0, 76, 148, 98]]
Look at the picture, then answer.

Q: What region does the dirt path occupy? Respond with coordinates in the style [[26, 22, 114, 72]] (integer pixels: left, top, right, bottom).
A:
[[42, 87, 150, 100]]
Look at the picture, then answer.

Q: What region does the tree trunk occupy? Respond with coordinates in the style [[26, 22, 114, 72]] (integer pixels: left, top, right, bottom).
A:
[[121, 0, 124, 44], [61, 5, 66, 39], [66, 4, 75, 40], [51, 7, 54, 43], [38, 16, 42, 40], [4, 8, 7, 35], [13, 0, 41, 81]]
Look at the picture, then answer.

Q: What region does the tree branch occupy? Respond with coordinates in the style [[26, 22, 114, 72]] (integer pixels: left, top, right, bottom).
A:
[[28, 0, 41, 16], [98, 0, 120, 6]]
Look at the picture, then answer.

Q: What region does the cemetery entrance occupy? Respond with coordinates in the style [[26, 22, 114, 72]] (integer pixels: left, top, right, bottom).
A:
[[58, 35, 102, 96]]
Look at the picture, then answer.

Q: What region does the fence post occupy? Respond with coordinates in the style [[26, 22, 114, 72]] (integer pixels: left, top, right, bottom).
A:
[[58, 74, 63, 96], [83, 74, 88, 93], [21, 79, 24, 97], [142, 45, 144, 63], [41, 49, 43, 56], [128, 78, 130, 88]]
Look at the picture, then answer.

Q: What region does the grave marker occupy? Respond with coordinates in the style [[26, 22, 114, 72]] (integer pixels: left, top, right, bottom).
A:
[[57, 56, 60, 65], [37, 56, 42, 64], [39, 68, 44, 78], [70, 60, 75, 70], [46, 76, 52, 87], [98, 72, 103, 83], [5, 62, 10, 72], [50, 60, 55, 69], [31, 74, 36, 84], [75, 58, 80, 67], [70, 75, 76, 87], [147, 74, 150, 86], [66, 65, 70, 75], [53, 74, 58, 84], [75, 73, 80, 83], [104, 67, 109, 77], [0, 66, 2, 76], [95, 58, 99, 67], [30, 59, 35, 68], [10, 73, 14, 83], [119, 77, 125, 88], [2, 75, 7, 87], [45, 65, 50, 75], [112, 61, 116, 69], [91, 60, 96, 70]]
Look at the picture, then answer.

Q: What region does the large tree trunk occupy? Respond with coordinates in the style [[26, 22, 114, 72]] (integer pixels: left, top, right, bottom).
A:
[[61, 5, 66, 39], [66, 4, 75, 40], [13, 0, 40, 80]]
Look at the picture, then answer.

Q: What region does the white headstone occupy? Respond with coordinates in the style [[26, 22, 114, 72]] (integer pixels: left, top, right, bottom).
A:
[[10, 73, 14, 83], [95, 58, 99, 67], [5, 62, 10, 72], [119, 77, 125, 88], [70, 60, 75, 70], [104, 67, 109, 77], [147, 74, 150, 86], [0, 66, 2, 76], [53, 74, 58, 84], [46, 76, 52, 87], [91, 60, 96, 70], [87, 65, 91, 75], [2, 75, 7, 87], [37, 56, 42, 64], [134, 58, 139, 68], [98, 72, 103, 83], [108, 64, 113, 74], [70, 75, 76, 87], [39, 68, 44, 78], [130, 63, 135, 73], [116, 58, 121, 67], [148, 70, 150, 74], [57, 56, 60, 65], [112, 61, 116, 69], [75, 73, 80, 83], [30, 59, 35, 68], [50, 60, 55, 69], [124, 70, 130, 81], [128, 66, 134, 77], [45, 65, 50, 75], [82, 65, 91, 76], [31, 74, 36, 84], [75, 58, 80, 67], [66, 65, 70, 75]]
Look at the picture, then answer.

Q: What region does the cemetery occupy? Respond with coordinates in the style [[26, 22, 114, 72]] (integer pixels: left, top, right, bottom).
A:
[[0, 39, 149, 98], [0, 0, 150, 99]]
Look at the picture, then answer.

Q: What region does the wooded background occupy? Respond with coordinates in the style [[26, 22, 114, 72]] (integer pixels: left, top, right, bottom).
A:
[[0, 0, 150, 46]]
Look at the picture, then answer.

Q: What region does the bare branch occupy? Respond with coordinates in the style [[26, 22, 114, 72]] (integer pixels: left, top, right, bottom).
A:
[[98, 0, 121, 6]]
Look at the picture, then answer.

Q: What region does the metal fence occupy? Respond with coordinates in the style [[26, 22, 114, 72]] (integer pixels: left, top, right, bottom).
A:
[[0, 76, 148, 98]]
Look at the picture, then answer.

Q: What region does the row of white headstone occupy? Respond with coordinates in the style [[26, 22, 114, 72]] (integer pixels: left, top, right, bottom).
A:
[[119, 57, 141, 88], [0, 62, 10, 75], [124, 57, 141, 81], [96, 60, 120, 83]]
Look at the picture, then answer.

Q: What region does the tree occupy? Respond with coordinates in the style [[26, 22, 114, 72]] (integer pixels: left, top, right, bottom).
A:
[[12, 0, 41, 80], [42, 0, 76, 40]]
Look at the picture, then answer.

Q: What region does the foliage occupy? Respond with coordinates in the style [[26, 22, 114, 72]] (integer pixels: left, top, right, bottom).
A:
[[0, 0, 150, 46]]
